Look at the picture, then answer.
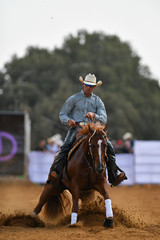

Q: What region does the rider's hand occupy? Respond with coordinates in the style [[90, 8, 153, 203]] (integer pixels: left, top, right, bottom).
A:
[[85, 112, 95, 121], [68, 119, 76, 127]]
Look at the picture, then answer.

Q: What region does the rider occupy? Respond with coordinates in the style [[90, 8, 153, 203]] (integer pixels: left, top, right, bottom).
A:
[[50, 73, 127, 186]]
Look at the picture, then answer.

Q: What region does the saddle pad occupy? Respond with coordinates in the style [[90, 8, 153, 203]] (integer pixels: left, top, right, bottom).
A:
[[67, 136, 87, 161]]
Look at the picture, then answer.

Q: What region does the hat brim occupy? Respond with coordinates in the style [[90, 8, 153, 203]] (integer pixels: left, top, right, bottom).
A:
[[79, 76, 102, 86], [83, 80, 96, 86]]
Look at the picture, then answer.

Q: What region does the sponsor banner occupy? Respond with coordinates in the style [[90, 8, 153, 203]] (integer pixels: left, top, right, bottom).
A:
[[28, 151, 54, 184], [28, 140, 160, 185], [28, 152, 135, 185], [116, 153, 134, 185], [134, 140, 160, 184]]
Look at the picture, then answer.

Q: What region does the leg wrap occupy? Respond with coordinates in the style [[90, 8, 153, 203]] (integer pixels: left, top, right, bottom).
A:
[[105, 199, 113, 218], [71, 212, 78, 225]]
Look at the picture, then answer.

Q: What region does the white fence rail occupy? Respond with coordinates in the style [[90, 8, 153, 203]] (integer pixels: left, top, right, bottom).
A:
[[28, 140, 160, 185]]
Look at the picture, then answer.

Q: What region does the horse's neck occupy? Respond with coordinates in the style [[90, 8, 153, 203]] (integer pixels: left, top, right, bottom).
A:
[[83, 136, 90, 156]]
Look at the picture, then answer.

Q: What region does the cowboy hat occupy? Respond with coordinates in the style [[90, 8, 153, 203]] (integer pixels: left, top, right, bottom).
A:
[[79, 73, 102, 86], [47, 134, 62, 143], [123, 132, 133, 140]]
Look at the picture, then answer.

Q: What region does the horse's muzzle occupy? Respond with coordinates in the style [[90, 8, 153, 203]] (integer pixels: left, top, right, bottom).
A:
[[95, 165, 105, 174]]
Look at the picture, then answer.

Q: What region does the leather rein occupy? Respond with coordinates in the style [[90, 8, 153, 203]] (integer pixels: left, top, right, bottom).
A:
[[83, 130, 107, 172]]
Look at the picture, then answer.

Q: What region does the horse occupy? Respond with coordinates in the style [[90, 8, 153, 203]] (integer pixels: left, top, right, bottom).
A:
[[32, 122, 114, 227]]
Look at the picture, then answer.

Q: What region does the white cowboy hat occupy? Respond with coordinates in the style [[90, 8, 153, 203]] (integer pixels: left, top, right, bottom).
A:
[[123, 132, 133, 140], [79, 73, 102, 86], [47, 134, 62, 143]]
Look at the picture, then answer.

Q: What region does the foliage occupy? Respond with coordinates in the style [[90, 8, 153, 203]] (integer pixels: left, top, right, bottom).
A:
[[0, 30, 160, 148]]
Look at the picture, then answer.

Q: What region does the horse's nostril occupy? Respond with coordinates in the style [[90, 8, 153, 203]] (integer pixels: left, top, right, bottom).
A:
[[96, 166, 104, 174]]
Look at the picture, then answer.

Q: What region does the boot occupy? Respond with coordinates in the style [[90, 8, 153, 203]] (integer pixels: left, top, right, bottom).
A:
[[106, 140, 127, 186], [50, 127, 79, 180], [50, 150, 68, 179]]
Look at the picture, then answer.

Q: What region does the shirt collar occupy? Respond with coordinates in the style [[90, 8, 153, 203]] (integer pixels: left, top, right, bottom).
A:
[[81, 90, 93, 98]]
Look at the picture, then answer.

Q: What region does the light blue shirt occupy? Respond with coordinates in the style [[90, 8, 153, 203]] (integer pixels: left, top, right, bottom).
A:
[[59, 90, 107, 125]]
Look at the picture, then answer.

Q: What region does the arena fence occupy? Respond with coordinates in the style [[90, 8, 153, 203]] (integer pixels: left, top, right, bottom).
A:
[[28, 140, 160, 185]]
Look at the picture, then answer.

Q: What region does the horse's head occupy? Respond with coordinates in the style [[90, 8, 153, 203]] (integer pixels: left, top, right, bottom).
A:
[[88, 125, 107, 174]]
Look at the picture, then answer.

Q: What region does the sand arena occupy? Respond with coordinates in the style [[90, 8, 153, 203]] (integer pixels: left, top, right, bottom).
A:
[[0, 179, 160, 240]]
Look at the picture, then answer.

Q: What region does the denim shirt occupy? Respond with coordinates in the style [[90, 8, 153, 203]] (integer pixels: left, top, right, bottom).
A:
[[59, 90, 107, 125]]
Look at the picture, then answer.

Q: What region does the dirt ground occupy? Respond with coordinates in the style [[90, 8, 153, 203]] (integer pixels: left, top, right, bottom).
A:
[[0, 179, 160, 240]]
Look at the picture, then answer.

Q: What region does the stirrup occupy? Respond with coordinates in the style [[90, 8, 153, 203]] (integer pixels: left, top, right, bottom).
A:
[[112, 172, 127, 187]]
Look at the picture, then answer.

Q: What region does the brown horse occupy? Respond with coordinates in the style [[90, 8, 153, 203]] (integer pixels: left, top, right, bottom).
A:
[[33, 123, 114, 227]]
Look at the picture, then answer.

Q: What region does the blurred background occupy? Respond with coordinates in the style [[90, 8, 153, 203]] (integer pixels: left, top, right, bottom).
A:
[[0, 0, 160, 183]]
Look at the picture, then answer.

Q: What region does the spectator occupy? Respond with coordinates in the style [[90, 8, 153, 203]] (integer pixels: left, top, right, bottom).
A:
[[35, 140, 48, 152], [122, 140, 132, 153], [123, 132, 134, 153], [46, 134, 62, 154], [116, 139, 124, 153]]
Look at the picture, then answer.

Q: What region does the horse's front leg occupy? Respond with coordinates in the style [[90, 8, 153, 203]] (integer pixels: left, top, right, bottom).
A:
[[70, 182, 80, 225], [95, 181, 114, 228]]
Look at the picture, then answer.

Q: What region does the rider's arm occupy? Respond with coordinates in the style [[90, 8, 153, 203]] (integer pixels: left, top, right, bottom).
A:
[[59, 95, 75, 125], [94, 96, 107, 125]]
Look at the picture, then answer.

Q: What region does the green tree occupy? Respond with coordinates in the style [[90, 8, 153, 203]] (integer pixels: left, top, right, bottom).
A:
[[0, 30, 160, 148]]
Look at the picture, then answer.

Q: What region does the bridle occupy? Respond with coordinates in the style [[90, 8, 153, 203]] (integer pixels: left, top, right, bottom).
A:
[[83, 129, 107, 172], [88, 130, 96, 160]]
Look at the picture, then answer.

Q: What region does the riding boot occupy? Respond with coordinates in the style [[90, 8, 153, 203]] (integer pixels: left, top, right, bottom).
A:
[[106, 140, 127, 186], [50, 127, 79, 180]]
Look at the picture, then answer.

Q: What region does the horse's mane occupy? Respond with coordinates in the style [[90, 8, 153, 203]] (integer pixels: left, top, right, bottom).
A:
[[78, 122, 106, 136]]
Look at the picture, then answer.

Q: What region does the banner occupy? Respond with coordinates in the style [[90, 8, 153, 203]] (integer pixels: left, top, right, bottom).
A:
[[116, 153, 134, 185], [134, 140, 160, 184], [28, 152, 134, 185], [28, 140, 160, 185], [28, 151, 54, 184]]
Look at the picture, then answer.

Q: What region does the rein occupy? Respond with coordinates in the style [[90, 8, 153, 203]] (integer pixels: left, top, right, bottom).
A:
[[83, 129, 106, 173], [88, 130, 96, 160], [83, 153, 94, 172]]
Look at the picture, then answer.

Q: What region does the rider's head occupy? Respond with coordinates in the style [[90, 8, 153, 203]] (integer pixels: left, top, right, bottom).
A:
[[79, 74, 102, 97]]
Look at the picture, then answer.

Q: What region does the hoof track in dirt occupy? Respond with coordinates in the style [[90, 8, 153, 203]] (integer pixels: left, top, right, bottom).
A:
[[0, 213, 45, 228], [113, 206, 146, 229], [47, 194, 145, 229]]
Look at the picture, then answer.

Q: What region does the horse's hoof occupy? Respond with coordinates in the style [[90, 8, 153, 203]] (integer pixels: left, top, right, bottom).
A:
[[103, 217, 115, 228], [69, 223, 79, 228]]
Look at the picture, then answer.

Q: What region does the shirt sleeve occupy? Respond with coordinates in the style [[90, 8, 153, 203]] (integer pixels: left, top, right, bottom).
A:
[[94, 96, 107, 124], [59, 95, 75, 125]]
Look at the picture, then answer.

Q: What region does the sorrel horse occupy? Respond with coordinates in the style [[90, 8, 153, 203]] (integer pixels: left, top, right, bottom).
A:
[[33, 123, 114, 227]]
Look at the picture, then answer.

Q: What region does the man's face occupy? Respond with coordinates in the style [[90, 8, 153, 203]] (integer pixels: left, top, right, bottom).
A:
[[83, 83, 96, 96]]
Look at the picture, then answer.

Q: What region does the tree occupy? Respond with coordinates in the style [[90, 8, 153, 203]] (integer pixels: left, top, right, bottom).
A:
[[0, 30, 160, 148]]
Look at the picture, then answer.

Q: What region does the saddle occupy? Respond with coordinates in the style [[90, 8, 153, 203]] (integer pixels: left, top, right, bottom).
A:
[[67, 135, 87, 161]]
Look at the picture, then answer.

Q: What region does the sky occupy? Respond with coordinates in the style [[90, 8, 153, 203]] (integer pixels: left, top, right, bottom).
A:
[[0, 0, 160, 84]]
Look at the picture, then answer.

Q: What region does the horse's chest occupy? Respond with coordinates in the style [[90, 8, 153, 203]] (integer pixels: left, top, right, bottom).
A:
[[78, 172, 100, 189]]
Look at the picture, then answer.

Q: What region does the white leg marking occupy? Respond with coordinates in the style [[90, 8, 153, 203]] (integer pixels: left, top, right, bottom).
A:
[[71, 212, 78, 224], [98, 139, 102, 164], [105, 199, 113, 218]]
